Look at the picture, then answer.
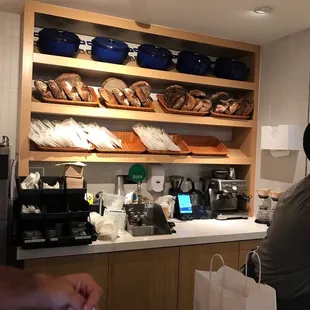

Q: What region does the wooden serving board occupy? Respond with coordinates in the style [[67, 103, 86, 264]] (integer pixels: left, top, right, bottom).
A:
[[210, 110, 250, 119], [157, 94, 209, 116], [146, 134, 191, 155], [102, 99, 156, 112], [42, 87, 100, 107], [181, 135, 229, 156], [95, 132, 146, 154]]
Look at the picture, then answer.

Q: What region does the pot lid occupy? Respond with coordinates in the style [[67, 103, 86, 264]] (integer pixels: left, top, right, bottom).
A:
[[138, 44, 172, 58], [39, 28, 80, 44], [92, 37, 128, 51], [179, 51, 209, 59]]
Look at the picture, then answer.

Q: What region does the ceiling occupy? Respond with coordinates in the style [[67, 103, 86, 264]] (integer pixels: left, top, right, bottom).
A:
[[2, 0, 310, 45]]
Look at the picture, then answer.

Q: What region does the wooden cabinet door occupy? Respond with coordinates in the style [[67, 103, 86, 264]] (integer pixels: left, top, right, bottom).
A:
[[238, 239, 261, 268], [178, 242, 239, 310], [24, 254, 109, 310], [107, 247, 179, 310]]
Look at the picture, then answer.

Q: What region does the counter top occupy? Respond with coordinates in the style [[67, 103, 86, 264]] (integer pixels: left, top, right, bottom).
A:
[[17, 218, 267, 260]]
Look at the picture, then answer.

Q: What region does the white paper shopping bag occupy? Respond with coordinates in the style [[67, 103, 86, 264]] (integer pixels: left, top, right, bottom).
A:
[[194, 254, 245, 310], [193, 251, 277, 310]]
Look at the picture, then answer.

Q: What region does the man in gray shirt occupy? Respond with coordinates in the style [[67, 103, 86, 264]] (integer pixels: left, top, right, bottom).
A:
[[255, 123, 310, 310]]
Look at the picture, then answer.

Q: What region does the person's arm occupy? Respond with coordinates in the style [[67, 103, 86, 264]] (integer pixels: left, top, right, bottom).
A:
[[0, 266, 102, 310]]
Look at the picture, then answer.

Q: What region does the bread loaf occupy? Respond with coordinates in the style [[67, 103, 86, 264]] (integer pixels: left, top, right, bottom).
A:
[[130, 81, 151, 98], [210, 92, 229, 104], [135, 87, 151, 107], [225, 99, 239, 115], [47, 80, 67, 100], [213, 100, 228, 113], [172, 95, 186, 110], [102, 78, 127, 91], [234, 99, 248, 115], [167, 92, 184, 109], [193, 99, 204, 111], [123, 88, 141, 107], [55, 73, 82, 86], [75, 81, 92, 102], [34, 80, 53, 99], [164, 85, 184, 101], [60, 81, 81, 101], [200, 99, 212, 112], [189, 90, 207, 98], [243, 101, 254, 116], [182, 94, 197, 111], [98, 88, 118, 105], [112, 89, 130, 106]]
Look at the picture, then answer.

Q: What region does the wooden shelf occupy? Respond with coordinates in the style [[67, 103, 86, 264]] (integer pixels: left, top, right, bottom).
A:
[[28, 149, 251, 165], [31, 102, 254, 128], [33, 52, 255, 91]]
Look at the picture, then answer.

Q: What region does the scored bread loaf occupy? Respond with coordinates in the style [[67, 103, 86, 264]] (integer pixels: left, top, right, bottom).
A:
[[193, 99, 204, 111], [130, 81, 151, 98], [112, 88, 130, 106], [60, 80, 81, 101], [47, 80, 67, 100], [225, 99, 239, 115], [98, 88, 118, 105], [135, 87, 151, 107], [123, 88, 141, 107], [34, 80, 53, 99], [189, 90, 207, 98], [102, 78, 127, 91], [75, 81, 92, 102]]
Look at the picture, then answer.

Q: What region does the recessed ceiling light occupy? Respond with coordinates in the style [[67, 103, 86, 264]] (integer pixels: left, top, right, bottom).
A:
[[254, 6, 273, 14]]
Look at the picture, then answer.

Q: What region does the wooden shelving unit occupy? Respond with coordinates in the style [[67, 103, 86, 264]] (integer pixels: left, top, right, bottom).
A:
[[29, 149, 251, 165], [33, 52, 255, 91], [19, 0, 260, 214], [31, 102, 254, 128]]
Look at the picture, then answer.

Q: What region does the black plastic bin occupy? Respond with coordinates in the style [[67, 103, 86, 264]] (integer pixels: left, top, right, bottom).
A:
[[42, 177, 68, 218], [20, 219, 46, 249], [17, 177, 42, 206]]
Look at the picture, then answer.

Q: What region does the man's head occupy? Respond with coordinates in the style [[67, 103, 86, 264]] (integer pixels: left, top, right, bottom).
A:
[[303, 123, 310, 160]]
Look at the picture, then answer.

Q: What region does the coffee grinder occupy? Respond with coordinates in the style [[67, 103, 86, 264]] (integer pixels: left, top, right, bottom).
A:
[[168, 175, 184, 196], [187, 178, 207, 219]]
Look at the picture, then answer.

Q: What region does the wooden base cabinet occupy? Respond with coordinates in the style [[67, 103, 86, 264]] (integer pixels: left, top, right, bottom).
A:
[[177, 242, 239, 310], [107, 247, 179, 310], [23, 240, 262, 310], [24, 254, 109, 310]]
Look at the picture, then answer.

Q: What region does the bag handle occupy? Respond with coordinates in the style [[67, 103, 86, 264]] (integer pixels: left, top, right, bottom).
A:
[[244, 250, 262, 292], [209, 254, 226, 310]]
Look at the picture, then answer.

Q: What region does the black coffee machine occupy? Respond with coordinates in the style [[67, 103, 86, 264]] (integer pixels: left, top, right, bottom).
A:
[[187, 178, 208, 219]]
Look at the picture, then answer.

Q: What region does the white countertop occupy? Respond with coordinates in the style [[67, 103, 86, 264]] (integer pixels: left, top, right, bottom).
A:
[[17, 218, 267, 260]]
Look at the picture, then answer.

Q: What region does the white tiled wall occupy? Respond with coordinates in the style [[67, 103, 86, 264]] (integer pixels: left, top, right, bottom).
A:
[[0, 12, 21, 158]]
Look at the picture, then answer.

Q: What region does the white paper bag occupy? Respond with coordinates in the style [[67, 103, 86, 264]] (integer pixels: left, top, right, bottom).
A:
[[193, 252, 277, 310]]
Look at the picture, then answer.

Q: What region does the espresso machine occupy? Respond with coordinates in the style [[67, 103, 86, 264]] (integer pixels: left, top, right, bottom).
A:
[[208, 178, 250, 220]]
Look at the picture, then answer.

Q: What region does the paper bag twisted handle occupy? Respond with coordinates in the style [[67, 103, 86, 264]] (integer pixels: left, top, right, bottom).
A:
[[209, 254, 226, 310], [244, 250, 262, 292]]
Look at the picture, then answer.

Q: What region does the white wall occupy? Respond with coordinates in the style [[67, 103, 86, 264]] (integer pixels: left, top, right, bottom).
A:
[[0, 11, 21, 158], [255, 28, 310, 210]]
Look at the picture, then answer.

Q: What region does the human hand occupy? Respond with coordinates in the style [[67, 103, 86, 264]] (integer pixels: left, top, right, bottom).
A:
[[64, 273, 103, 310], [36, 273, 102, 310]]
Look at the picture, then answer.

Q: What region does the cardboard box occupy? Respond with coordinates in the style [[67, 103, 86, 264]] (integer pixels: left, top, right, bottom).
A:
[[66, 177, 84, 189], [65, 165, 84, 178], [56, 162, 86, 178]]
